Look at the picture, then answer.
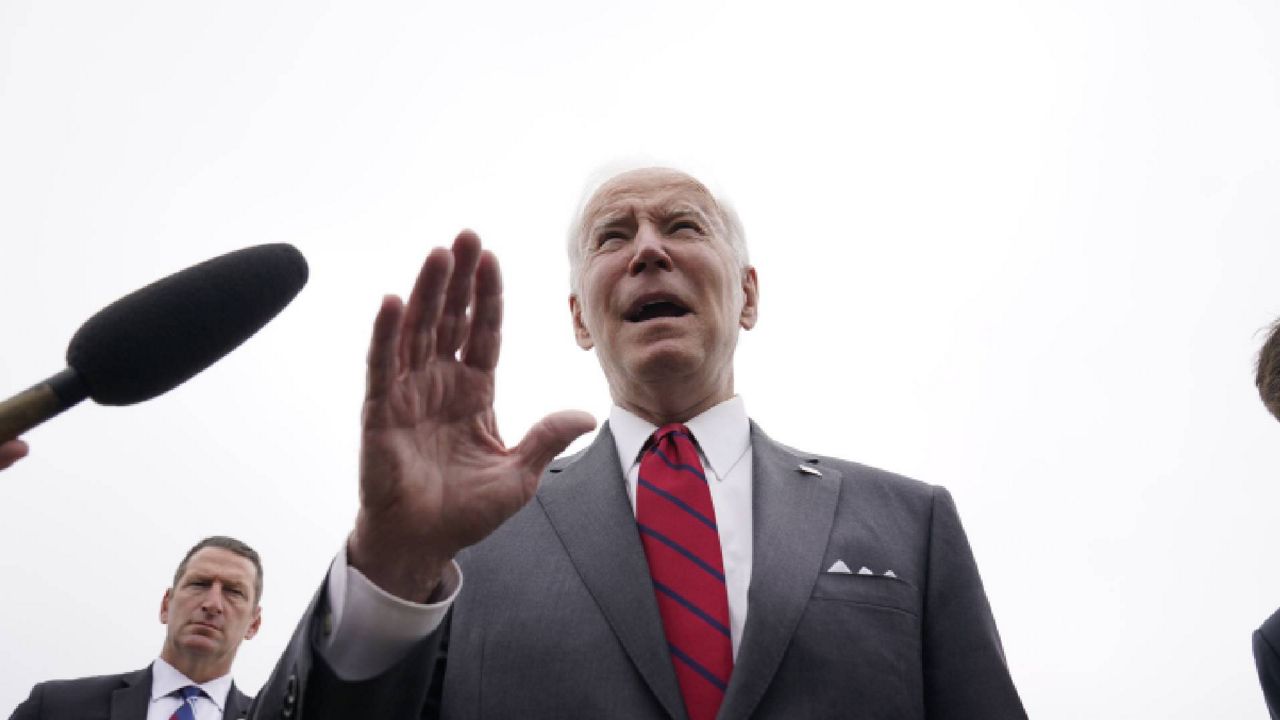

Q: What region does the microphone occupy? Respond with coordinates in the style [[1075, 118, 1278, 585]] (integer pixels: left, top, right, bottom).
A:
[[0, 243, 309, 443]]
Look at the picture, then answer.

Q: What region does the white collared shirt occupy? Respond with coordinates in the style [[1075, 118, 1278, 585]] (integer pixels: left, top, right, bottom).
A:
[[148, 657, 232, 720], [321, 396, 755, 677]]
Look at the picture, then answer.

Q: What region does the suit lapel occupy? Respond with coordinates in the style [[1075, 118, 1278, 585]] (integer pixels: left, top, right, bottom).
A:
[[109, 667, 153, 720], [719, 424, 841, 720], [538, 424, 687, 720]]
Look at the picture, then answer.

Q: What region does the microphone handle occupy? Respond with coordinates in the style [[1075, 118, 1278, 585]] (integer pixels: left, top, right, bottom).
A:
[[0, 368, 90, 442]]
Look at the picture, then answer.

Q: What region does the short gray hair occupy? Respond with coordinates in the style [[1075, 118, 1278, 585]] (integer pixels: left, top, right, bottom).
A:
[[566, 166, 749, 296], [173, 535, 264, 605]]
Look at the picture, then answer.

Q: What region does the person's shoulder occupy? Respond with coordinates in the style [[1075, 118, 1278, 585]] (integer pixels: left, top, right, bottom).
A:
[[32, 668, 135, 691], [1260, 607, 1280, 647], [755, 426, 938, 501], [18, 667, 145, 710]]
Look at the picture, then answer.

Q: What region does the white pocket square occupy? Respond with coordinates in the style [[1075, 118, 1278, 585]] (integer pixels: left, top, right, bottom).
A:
[[826, 560, 901, 580]]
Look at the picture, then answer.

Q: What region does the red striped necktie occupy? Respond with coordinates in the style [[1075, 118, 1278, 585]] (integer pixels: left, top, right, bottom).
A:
[[636, 424, 733, 720]]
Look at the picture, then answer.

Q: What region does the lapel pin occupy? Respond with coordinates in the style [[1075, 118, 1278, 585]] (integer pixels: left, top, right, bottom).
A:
[[797, 464, 822, 477]]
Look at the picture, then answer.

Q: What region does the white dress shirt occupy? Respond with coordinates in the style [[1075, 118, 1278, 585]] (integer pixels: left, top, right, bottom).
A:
[[320, 397, 755, 678], [148, 657, 233, 720]]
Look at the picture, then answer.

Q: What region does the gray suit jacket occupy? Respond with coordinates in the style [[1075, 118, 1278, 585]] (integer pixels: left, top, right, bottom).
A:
[[252, 423, 1026, 719], [9, 665, 252, 720]]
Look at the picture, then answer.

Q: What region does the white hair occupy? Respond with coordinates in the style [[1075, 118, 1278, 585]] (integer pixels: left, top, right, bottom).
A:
[[566, 163, 749, 296]]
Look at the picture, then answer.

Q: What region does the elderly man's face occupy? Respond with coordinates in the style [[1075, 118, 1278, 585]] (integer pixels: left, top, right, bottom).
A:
[[571, 169, 758, 415]]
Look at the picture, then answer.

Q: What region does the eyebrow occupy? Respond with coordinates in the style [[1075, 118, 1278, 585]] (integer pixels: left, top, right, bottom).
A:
[[587, 199, 715, 234], [185, 574, 248, 591], [659, 203, 714, 224], [587, 207, 636, 233]]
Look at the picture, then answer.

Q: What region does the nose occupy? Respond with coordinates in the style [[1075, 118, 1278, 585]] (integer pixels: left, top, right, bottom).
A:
[[627, 222, 673, 276], [201, 583, 226, 615]]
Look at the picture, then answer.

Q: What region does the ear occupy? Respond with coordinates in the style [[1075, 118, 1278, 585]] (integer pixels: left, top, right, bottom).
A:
[[739, 266, 759, 330], [160, 588, 172, 625], [570, 295, 594, 350], [245, 607, 262, 641]]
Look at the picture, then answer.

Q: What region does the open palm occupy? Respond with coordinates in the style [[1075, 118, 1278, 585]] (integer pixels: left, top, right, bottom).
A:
[[349, 231, 595, 601]]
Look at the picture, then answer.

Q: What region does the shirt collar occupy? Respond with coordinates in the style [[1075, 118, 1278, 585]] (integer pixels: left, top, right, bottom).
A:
[[151, 657, 232, 712], [608, 395, 751, 481]]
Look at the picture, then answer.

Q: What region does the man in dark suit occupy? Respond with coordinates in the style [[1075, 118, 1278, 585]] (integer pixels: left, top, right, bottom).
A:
[[1255, 320, 1280, 718], [251, 167, 1026, 719], [10, 536, 261, 720]]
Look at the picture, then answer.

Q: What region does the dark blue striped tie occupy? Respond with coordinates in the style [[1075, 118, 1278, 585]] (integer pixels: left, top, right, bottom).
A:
[[169, 685, 203, 720], [636, 424, 733, 720]]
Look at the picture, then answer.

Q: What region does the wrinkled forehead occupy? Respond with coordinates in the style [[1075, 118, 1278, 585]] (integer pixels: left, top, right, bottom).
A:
[[581, 169, 723, 232]]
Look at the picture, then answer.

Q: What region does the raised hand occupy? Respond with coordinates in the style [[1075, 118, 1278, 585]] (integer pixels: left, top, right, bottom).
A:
[[348, 231, 596, 601], [0, 438, 28, 471]]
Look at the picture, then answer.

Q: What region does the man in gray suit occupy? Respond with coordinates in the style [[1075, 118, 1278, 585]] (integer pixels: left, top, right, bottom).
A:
[[252, 167, 1026, 719], [10, 536, 260, 720]]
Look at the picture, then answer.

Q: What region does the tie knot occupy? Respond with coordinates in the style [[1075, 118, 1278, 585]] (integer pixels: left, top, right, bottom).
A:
[[176, 685, 204, 701], [644, 424, 705, 481], [652, 423, 693, 448]]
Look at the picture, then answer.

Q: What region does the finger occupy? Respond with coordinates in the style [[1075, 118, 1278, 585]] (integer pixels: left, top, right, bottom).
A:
[[461, 249, 503, 371], [513, 410, 597, 480], [403, 247, 455, 370], [0, 439, 29, 471], [366, 295, 404, 402], [435, 230, 483, 358]]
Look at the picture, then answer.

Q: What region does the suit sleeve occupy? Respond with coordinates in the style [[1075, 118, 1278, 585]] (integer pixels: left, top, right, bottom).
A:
[[921, 486, 1027, 720], [1254, 609, 1280, 719], [248, 574, 450, 720], [7, 682, 43, 720]]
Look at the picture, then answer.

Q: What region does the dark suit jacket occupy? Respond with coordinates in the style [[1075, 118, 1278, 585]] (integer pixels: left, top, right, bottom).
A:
[[1255, 608, 1280, 719], [9, 665, 252, 720], [251, 423, 1026, 719]]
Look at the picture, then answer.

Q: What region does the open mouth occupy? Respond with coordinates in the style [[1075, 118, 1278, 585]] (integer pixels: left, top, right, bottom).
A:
[[625, 299, 691, 323]]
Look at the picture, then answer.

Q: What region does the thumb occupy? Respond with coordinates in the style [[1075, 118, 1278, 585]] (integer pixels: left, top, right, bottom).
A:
[[514, 410, 597, 475]]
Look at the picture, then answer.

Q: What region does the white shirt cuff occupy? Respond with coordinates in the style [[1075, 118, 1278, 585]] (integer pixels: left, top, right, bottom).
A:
[[317, 545, 462, 681]]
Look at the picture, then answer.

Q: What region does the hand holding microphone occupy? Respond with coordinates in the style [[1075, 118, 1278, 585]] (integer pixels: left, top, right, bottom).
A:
[[0, 243, 309, 453]]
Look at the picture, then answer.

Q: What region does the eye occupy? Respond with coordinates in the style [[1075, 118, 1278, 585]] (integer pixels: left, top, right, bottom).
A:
[[595, 229, 628, 248], [669, 220, 703, 235]]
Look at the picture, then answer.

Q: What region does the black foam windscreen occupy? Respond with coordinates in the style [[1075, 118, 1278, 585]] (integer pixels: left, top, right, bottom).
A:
[[65, 243, 309, 406]]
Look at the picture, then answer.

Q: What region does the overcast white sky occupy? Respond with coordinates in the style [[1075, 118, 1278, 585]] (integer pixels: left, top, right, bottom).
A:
[[3, 1, 1280, 716]]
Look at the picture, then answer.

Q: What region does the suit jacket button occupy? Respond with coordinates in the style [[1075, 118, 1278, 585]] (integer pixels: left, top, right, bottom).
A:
[[281, 672, 298, 717]]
